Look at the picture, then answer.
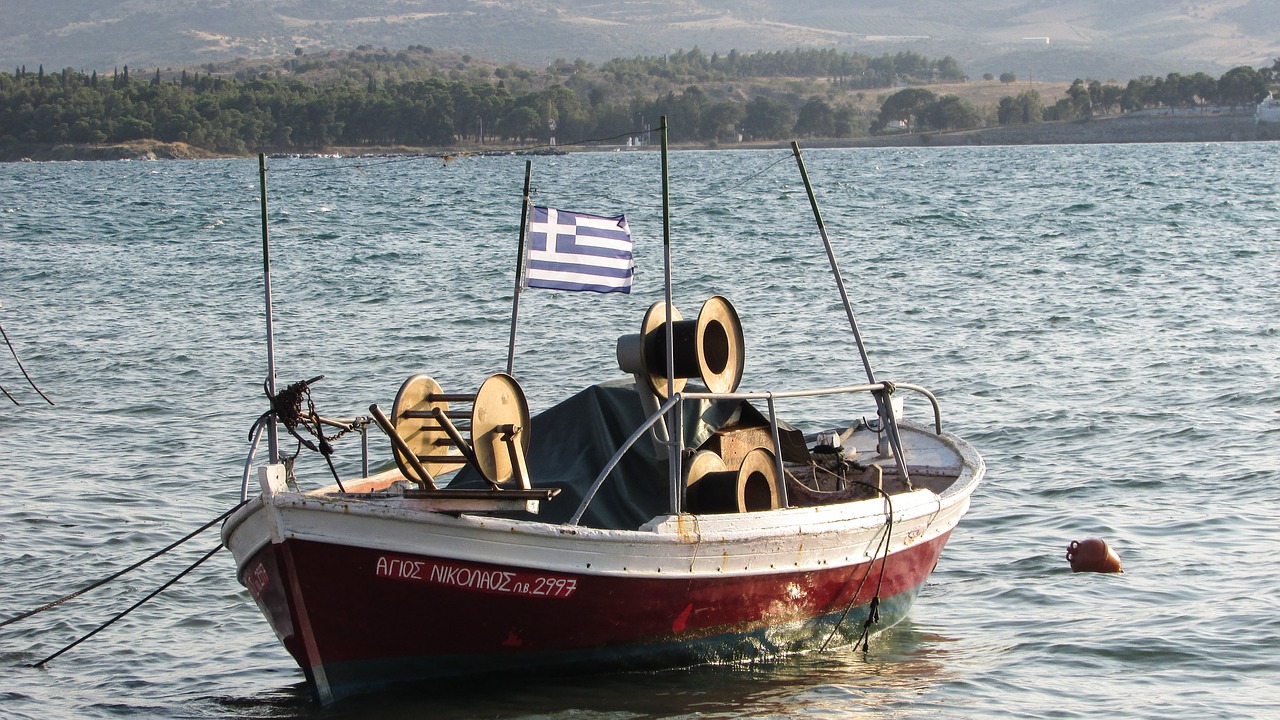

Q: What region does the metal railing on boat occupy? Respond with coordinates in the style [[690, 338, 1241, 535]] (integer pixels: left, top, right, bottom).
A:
[[240, 415, 371, 502], [566, 380, 945, 527], [237, 382, 944, 514]]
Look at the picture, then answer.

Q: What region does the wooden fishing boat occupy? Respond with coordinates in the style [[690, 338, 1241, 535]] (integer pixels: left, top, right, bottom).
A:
[[222, 137, 984, 704]]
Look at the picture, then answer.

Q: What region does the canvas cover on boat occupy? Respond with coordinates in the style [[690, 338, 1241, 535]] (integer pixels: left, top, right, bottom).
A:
[[446, 379, 741, 529]]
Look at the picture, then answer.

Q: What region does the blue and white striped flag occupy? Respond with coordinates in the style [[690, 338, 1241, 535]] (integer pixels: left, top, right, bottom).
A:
[[526, 206, 634, 293]]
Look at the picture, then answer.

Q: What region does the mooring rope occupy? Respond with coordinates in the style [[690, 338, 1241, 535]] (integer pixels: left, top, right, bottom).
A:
[[0, 318, 54, 405], [0, 500, 248, 631], [675, 149, 796, 210], [604, 147, 796, 212], [32, 543, 225, 668], [817, 472, 895, 653], [263, 125, 796, 217]]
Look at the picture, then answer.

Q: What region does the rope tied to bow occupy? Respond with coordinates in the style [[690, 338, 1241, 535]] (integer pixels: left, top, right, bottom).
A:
[[249, 375, 360, 492], [251, 375, 323, 450]]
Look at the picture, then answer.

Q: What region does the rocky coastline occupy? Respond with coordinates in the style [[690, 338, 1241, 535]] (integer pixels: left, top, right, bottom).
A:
[[1, 140, 222, 162]]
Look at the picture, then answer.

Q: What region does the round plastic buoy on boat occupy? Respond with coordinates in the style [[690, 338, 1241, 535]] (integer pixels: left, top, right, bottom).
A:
[[1066, 538, 1123, 573]]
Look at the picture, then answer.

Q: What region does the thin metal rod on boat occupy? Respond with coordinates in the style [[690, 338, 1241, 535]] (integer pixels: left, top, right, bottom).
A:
[[659, 116, 682, 514], [240, 422, 264, 501], [506, 160, 534, 376], [680, 382, 883, 402], [569, 393, 681, 526], [891, 382, 943, 434], [360, 424, 369, 477], [258, 153, 280, 463], [790, 142, 910, 486], [790, 143, 876, 387], [428, 407, 488, 484], [765, 393, 789, 508], [684, 382, 940, 436]]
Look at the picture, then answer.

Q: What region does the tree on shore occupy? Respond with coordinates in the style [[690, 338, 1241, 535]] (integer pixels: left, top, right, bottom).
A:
[[1000, 64, 1273, 125], [871, 88, 980, 133], [1217, 66, 1268, 105], [2, 46, 1275, 154], [742, 95, 796, 140], [873, 88, 937, 132], [1, 46, 954, 152], [997, 90, 1043, 125]]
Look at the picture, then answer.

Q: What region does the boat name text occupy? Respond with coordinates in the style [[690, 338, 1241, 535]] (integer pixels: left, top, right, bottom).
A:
[[375, 555, 578, 598]]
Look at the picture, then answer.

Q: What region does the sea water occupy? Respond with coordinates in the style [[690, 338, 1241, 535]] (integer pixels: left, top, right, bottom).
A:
[[1, 142, 1278, 719]]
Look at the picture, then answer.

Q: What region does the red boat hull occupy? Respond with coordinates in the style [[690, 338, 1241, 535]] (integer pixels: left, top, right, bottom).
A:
[[242, 529, 951, 701]]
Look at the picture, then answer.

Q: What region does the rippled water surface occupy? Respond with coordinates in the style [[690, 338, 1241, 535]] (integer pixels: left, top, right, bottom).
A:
[[2, 142, 1278, 719]]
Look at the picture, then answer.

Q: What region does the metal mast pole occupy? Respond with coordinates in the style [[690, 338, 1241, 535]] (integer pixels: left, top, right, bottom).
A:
[[506, 160, 534, 376], [258, 153, 280, 463], [660, 117, 683, 513], [790, 142, 910, 487]]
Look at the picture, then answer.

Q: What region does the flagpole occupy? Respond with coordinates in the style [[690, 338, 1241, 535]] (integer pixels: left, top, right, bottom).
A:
[[506, 160, 534, 376], [659, 116, 682, 514], [259, 153, 280, 463]]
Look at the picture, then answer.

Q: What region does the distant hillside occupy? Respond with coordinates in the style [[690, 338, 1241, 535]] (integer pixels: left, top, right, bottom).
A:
[[3, 1, 1278, 81]]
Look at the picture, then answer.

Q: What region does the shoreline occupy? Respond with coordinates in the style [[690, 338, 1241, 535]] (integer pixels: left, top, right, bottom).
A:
[[1, 139, 224, 162], [4, 114, 1278, 162], [827, 112, 1279, 148]]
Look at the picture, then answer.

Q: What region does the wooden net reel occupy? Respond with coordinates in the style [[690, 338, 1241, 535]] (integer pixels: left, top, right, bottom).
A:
[[684, 446, 782, 514], [390, 374, 457, 481], [470, 373, 532, 487], [616, 295, 745, 399], [390, 372, 531, 488]]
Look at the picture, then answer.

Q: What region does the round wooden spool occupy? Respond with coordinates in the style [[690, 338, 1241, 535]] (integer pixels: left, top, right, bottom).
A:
[[684, 449, 728, 497], [639, 301, 686, 399], [470, 373, 531, 485], [686, 446, 781, 514], [626, 295, 745, 400], [390, 374, 460, 484], [687, 295, 745, 396]]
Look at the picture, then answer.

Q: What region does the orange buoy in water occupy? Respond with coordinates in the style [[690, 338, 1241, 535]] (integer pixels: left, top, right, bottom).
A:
[[1066, 538, 1123, 573]]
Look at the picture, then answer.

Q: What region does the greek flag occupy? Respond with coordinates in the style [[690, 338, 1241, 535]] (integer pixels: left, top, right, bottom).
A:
[[526, 206, 634, 293]]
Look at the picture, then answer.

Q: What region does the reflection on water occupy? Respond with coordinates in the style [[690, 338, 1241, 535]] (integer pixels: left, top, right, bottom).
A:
[[206, 622, 953, 720]]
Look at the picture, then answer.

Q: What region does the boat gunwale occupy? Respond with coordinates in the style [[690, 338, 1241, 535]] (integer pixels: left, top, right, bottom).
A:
[[224, 499, 969, 583], [222, 483, 976, 586], [222, 420, 983, 580]]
